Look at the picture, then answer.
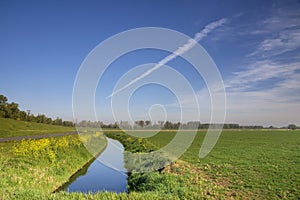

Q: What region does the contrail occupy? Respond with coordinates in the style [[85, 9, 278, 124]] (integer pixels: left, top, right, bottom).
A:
[[107, 18, 227, 98]]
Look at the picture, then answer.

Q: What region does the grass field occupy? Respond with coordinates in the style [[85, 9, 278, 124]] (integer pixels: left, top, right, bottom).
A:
[[105, 129, 300, 199], [0, 118, 75, 138], [147, 130, 300, 199], [0, 121, 299, 199]]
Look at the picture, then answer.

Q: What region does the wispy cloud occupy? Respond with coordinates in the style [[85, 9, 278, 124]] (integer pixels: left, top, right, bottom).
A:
[[167, 60, 300, 126], [249, 31, 300, 57], [226, 61, 300, 91], [107, 18, 227, 98], [248, 2, 300, 58], [224, 6, 300, 125], [227, 1, 300, 94]]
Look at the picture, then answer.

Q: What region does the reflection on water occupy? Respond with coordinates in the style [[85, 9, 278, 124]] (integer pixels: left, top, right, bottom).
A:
[[60, 138, 127, 193]]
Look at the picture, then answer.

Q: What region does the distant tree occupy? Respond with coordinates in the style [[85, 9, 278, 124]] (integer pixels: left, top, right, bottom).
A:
[[0, 94, 8, 108], [0, 94, 74, 127], [199, 123, 209, 129], [5, 102, 20, 119], [223, 123, 240, 129], [113, 122, 118, 129], [157, 121, 164, 126], [240, 125, 263, 129], [105, 122, 118, 129], [187, 121, 200, 129], [163, 121, 173, 129], [288, 124, 297, 130], [36, 114, 47, 123], [26, 110, 31, 121], [45, 117, 52, 124], [135, 120, 145, 128], [96, 121, 104, 128], [28, 114, 37, 122], [145, 120, 151, 127], [19, 111, 28, 121], [63, 121, 74, 127], [53, 117, 63, 126], [0, 94, 8, 103], [0, 94, 7, 117], [78, 120, 87, 127], [119, 121, 131, 129], [175, 122, 181, 129]]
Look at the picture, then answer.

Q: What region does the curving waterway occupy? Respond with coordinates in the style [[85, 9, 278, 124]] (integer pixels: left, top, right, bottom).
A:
[[59, 137, 128, 193]]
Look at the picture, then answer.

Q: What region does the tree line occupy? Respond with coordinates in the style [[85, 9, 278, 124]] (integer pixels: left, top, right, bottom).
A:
[[0, 94, 74, 127], [1, 94, 297, 130], [77, 120, 298, 130], [77, 120, 259, 129]]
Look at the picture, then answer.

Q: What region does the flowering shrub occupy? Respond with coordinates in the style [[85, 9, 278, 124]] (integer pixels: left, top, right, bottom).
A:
[[12, 136, 82, 162]]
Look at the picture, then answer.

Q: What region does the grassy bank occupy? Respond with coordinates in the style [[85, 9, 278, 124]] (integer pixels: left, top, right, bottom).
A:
[[106, 131, 232, 199], [104, 131, 157, 153], [0, 118, 75, 138], [0, 132, 107, 199]]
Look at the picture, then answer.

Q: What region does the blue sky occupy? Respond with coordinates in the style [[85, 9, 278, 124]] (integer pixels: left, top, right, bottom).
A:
[[0, 0, 299, 126]]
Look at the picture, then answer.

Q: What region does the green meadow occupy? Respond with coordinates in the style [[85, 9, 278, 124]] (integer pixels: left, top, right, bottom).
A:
[[0, 121, 299, 199], [0, 118, 75, 138], [103, 130, 300, 199], [147, 130, 300, 199]]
